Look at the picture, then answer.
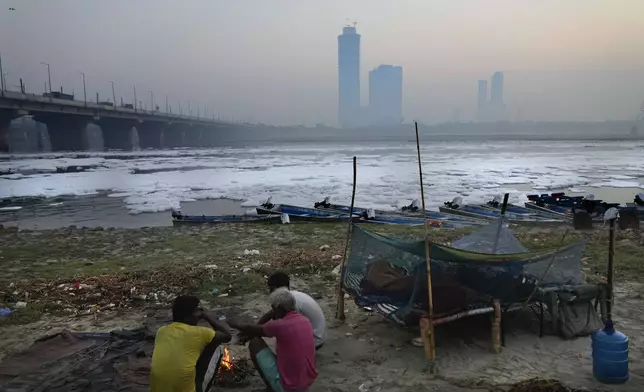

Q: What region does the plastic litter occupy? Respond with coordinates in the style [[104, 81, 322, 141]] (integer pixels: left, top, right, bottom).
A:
[[0, 308, 13, 317], [243, 249, 260, 256], [604, 207, 619, 221], [319, 245, 330, 251], [15, 301, 27, 309], [331, 255, 342, 260]]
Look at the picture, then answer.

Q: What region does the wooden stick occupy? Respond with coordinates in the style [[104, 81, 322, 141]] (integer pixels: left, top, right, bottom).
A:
[[336, 156, 357, 321], [522, 229, 570, 308], [415, 122, 436, 362], [492, 193, 510, 254], [607, 218, 616, 321], [500, 193, 510, 215], [491, 299, 502, 354]]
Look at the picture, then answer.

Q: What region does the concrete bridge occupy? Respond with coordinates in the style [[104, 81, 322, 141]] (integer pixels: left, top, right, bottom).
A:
[[0, 91, 251, 152]]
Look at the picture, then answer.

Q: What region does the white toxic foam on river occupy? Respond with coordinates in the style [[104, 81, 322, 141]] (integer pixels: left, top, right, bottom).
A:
[[1, 141, 643, 214]]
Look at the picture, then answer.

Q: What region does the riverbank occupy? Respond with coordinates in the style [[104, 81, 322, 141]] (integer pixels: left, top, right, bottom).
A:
[[0, 195, 247, 230], [1, 223, 644, 391], [1, 184, 643, 231]]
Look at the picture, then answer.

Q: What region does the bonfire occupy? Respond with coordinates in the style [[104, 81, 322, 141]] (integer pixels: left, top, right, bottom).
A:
[[216, 347, 252, 388]]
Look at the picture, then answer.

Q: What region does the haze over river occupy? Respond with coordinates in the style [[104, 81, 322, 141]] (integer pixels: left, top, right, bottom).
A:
[[1, 140, 643, 229]]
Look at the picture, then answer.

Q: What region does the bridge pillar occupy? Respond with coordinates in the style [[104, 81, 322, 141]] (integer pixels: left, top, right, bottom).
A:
[[184, 126, 203, 147], [137, 122, 165, 149], [199, 127, 213, 147], [202, 126, 225, 147], [35, 114, 91, 151], [203, 124, 233, 147], [0, 111, 14, 153], [164, 125, 185, 148], [98, 119, 137, 150]]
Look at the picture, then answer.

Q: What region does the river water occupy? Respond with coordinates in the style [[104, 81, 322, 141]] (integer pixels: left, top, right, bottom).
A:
[[1, 140, 643, 229]]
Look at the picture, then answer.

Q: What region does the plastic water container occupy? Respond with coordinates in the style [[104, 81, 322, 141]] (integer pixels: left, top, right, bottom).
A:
[[592, 320, 629, 384]]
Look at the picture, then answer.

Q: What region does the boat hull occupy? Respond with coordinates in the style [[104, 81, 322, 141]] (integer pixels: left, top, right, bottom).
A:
[[438, 206, 563, 225], [313, 203, 486, 225], [256, 204, 354, 223], [172, 214, 282, 226]]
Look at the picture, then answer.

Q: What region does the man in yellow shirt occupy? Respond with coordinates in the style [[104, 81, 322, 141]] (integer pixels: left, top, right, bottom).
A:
[[150, 295, 231, 392]]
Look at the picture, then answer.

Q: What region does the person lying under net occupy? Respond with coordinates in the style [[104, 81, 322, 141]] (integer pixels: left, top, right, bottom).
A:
[[228, 288, 318, 392], [150, 295, 232, 392]]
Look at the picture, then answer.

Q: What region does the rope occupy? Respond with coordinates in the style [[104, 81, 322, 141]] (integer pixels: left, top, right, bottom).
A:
[[522, 229, 570, 308]]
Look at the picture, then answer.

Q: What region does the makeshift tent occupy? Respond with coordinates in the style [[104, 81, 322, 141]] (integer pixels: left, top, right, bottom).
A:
[[342, 221, 586, 326]]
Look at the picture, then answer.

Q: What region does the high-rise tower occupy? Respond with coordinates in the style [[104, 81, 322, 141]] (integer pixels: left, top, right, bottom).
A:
[[338, 25, 361, 128]]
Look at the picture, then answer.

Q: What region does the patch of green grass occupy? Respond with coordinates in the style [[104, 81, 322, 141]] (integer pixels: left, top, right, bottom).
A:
[[197, 270, 267, 299], [3, 223, 644, 299]]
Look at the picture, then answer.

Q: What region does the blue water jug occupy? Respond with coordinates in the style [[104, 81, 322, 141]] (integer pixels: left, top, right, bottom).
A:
[[592, 320, 629, 383]]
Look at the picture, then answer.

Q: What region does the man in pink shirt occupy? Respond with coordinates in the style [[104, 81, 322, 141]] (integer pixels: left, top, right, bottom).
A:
[[229, 288, 317, 392]]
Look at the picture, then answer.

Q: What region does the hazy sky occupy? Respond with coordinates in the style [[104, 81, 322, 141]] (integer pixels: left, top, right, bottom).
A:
[[1, 0, 644, 125]]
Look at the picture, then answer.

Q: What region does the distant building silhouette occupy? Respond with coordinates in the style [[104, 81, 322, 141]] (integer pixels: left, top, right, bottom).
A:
[[491, 72, 504, 105], [490, 71, 505, 121], [477, 80, 488, 121], [369, 65, 403, 125], [338, 26, 361, 128]]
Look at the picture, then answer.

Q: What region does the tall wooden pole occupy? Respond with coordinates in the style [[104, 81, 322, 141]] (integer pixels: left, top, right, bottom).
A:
[[336, 156, 357, 321], [415, 122, 436, 362], [492, 193, 510, 254], [607, 218, 616, 321], [500, 193, 509, 215]]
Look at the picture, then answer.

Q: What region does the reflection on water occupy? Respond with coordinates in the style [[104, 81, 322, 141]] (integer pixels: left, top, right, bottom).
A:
[[0, 195, 246, 230]]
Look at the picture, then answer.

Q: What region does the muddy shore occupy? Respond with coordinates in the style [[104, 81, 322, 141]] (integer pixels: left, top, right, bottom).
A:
[[1, 223, 643, 391]]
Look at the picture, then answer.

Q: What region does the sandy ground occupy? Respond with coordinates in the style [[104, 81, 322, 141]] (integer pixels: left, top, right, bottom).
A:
[[2, 277, 642, 392]]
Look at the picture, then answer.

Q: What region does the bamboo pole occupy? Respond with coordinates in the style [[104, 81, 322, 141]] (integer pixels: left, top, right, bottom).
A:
[[607, 218, 616, 321], [415, 122, 436, 362], [492, 193, 510, 254], [491, 299, 502, 353], [336, 156, 357, 321], [522, 229, 570, 308]]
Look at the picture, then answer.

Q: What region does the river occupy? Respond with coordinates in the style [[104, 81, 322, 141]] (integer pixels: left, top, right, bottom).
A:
[[1, 140, 643, 229]]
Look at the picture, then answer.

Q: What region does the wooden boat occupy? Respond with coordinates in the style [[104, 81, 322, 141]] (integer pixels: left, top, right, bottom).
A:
[[256, 203, 355, 223], [312, 199, 486, 225], [171, 212, 282, 226], [625, 203, 644, 213], [439, 204, 563, 225], [523, 202, 571, 218], [525, 192, 639, 222], [361, 215, 479, 228], [476, 202, 567, 219]]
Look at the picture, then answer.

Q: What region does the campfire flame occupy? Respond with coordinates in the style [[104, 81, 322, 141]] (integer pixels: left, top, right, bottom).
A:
[[220, 347, 233, 371]]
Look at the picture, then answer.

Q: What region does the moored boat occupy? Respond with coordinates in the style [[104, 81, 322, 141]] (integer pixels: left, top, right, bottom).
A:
[[361, 215, 478, 228], [313, 197, 487, 225], [257, 202, 356, 223], [171, 211, 282, 225], [440, 197, 563, 225]]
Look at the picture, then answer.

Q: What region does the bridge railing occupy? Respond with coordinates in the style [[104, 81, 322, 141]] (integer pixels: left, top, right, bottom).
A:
[[0, 89, 219, 123]]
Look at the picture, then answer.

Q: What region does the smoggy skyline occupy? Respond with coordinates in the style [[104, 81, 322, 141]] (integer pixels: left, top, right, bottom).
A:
[[1, 0, 643, 126]]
